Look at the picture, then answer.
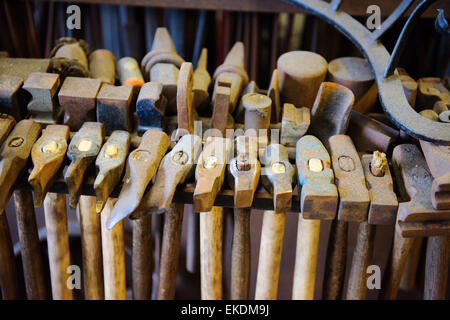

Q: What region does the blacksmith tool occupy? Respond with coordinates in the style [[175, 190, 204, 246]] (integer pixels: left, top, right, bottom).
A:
[[277, 51, 327, 108], [0, 114, 20, 299], [106, 130, 170, 228], [136, 82, 166, 134], [327, 57, 376, 114], [346, 152, 398, 300], [212, 42, 248, 116], [280, 103, 310, 148], [306, 80, 355, 300], [195, 136, 232, 299], [383, 144, 450, 300], [292, 135, 338, 300], [58, 76, 102, 131], [0, 75, 26, 120], [3, 120, 47, 299], [48, 37, 90, 79], [22, 72, 63, 126], [89, 49, 116, 85], [255, 144, 295, 300], [227, 135, 260, 299], [141, 27, 185, 114], [193, 48, 211, 111]]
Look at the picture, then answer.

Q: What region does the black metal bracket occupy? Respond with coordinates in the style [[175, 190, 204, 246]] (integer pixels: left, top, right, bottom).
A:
[[283, 0, 450, 145]]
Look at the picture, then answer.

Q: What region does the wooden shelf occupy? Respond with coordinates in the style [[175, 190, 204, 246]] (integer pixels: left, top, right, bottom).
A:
[[46, 0, 449, 17]]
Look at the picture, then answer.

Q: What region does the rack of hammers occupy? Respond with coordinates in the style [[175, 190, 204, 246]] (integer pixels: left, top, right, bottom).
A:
[[0, 26, 449, 301]]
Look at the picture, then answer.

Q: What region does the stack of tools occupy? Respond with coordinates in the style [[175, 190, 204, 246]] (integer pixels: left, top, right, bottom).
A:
[[0, 0, 449, 302]]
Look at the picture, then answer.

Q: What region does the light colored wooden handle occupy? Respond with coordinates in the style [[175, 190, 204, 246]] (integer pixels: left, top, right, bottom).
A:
[[399, 238, 422, 291], [101, 198, 126, 300], [43, 192, 73, 300], [381, 229, 414, 300], [78, 195, 104, 300], [346, 222, 375, 300], [292, 216, 320, 300], [200, 206, 223, 300], [255, 210, 286, 300]]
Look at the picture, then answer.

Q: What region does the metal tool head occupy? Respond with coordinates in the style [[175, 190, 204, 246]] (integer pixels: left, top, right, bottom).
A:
[[0, 114, 16, 146], [96, 84, 133, 135], [212, 42, 249, 113], [328, 135, 370, 222], [361, 152, 398, 225], [49, 37, 90, 79], [94, 130, 131, 213], [267, 69, 281, 123], [243, 93, 272, 133], [417, 77, 449, 111], [136, 82, 166, 133], [106, 129, 170, 229], [261, 143, 295, 213], [117, 57, 145, 89], [177, 62, 194, 135], [89, 49, 116, 85], [234, 80, 261, 123], [393, 144, 450, 237], [29, 124, 70, 208], [296, 135, 338, 220], [194, 136, 232, 212], [228, 135, 261, 208], [0, 119, 41, 212], [58, 76, 102, 131], [193, 48, 211, 110], [64, 122, 105, 208], [141, 28, 184, 113], [23, 72, 63, 126], [0, 75, 25, 120], [420, 140, 450, 210], [133, 134, 202, 217], [211, 77, 233, 136], [281, 103, 310, 147], [309, 82, 355, 145]]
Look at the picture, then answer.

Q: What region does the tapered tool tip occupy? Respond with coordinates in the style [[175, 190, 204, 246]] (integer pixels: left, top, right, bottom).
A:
[[224, 42, 245, 68], [152, 27, 176, 53]]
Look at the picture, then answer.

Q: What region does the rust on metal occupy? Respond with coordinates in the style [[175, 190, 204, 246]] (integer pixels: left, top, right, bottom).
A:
[[49, 37, 90, 78], [133, 134, 202, 217], [0, 114, 16, 146], [23, 72, 63, 126], [328, 135, 370, 222], [420, 140, 450, 210], [141, 27, 185, 114], [212, 42, 249, 114], [234, 81, 260, 123], [194, 136, 232, 212], [211, 77, 232, 136], [397, 68, 417, 107], [28, 124, 70, 208], [94, 130, 131, 213], [296, 135, 338, 220], [89, 49, 116, 84], [393, 144, 450, 237], [193, 48, 211, 110], [0, 58, 50, 81], [416, 77, 449, 111], [281, 103, 310, 147], [96, 84, 133, 135], [58, 76, 102, 131], [228, 135, 261, 208], [277, 51, 328, 108], [309, 82, 355, 144], [136, 82, 166, 133], [347, 110, 399, 154], [106, 129, 170, 229], [267, 69, 281, 123], [361, 152, 398, 225], [64, 122, 105, 208], [261, 144, 295, 213], [243, 93, 272, 134], [0, 75, 25, 120], [0, 120, 41, 212], [177, 62, 195, 134]]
